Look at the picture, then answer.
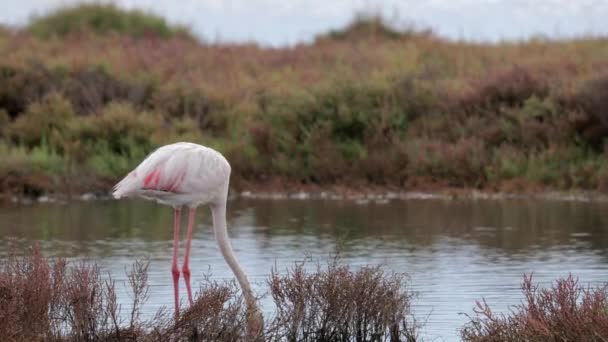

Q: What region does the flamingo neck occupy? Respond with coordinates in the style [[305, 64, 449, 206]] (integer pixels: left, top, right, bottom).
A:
[[210, 200, 257, 310]]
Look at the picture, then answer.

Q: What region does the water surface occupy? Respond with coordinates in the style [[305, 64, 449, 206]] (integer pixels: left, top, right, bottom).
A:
[[1, 197, 607, 341]]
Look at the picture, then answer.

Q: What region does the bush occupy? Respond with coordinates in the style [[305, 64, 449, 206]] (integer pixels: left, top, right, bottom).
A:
[[27, 3, 194, 40], [0, 144, 62, 196], [9, 92, 76, 149], [0, 63, 57, 118], [485, 145, 527, 182], [317, 14, 433, 42], [60, 64, 143, 115], [250, 82, 409, 183], [461, 274, 608, 341], [85, 102, 164, 152], [267, 258, 419, 341], [569, 73, 608, 149], [458, 66, 549, 114], [406, 138, 488, 186], [76, 102, 166, 178]]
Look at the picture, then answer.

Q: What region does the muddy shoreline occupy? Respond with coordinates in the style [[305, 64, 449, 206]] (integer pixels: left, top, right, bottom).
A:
[[3, 184, 608, 205]]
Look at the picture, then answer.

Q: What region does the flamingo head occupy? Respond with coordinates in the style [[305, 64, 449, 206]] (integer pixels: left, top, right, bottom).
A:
[[246, 306, 264, 340]]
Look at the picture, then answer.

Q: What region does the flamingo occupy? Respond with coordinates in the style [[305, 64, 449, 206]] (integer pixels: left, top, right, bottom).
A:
[[112, 142, 262, 336]]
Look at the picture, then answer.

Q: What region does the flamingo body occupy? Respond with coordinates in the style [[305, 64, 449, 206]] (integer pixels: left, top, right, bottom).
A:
[[112, 142, 231, 207]]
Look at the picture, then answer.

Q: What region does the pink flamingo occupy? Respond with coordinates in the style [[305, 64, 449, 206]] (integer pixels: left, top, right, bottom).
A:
[[112, 142, 262, 335]]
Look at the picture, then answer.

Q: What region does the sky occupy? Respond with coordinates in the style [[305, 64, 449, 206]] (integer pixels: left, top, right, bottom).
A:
[[1, 0, 608, 45]]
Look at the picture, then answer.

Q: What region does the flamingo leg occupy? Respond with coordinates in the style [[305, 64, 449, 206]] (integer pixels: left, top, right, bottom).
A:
[[171, 207, 182, 317], [182, 207, 196, 306]]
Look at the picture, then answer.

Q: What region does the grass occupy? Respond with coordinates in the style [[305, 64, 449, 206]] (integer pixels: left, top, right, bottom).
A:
[[0, 244, 418, 341], [2, 5, 608, 195]]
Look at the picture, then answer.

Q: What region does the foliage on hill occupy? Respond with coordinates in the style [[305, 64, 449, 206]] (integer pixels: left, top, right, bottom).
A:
[[2, 12, 608, 196], [27, 3, 193, 39], [316, 14, 434, 42]]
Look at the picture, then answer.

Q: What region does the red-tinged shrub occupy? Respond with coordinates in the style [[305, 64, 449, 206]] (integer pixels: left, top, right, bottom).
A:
[[267, 259, 419, 341], [0, 244, 419, 342], [461, 274, 608, 341]]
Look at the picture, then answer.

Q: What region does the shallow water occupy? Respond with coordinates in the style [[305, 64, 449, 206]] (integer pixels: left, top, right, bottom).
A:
[[1, 197, 607, 341]]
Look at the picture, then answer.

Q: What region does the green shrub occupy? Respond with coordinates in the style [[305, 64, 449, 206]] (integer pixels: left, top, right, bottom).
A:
[[317, 14, 432, 42], [251, 81, 408, 182], [10, 92, 76, 149], [85, 141, 147, 179], [78, 102, 207, 178], [485, 146, 527, 182], [0, 143, 64, 195], [151, 83, 227, 133], [523, 146, 601, 188], [83, 102, 164, 153], [27, 3, 193, 39]]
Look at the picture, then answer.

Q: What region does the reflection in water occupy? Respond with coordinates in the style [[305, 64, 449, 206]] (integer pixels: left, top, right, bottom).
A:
[[1, 198, 607, 341]]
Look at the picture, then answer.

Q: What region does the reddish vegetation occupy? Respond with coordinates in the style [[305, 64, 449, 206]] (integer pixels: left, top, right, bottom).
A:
[[461, 274, 608, 341], [0, 243, 249, 341], [0, 244, 418, 341], [267, 259, 418, 341]]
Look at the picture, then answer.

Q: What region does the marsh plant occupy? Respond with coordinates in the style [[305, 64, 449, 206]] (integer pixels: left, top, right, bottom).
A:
[[461, 275, 608, 341], [3, 244, 608, 341], [0, 245, 418, 341], [267, 259, 419, 341]]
